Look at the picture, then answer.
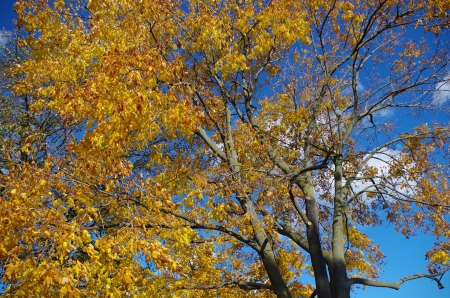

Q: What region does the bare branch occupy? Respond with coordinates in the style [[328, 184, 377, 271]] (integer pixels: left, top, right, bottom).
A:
[[348, 268, 449, 290], [196, 127, 228, 161]]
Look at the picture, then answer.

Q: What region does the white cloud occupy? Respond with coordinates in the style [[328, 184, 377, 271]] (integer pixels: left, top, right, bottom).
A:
[[341, 80, 365, 96], [314, 149, 415, 205], [375, 108, 394, 118], [357, 81, 365, 93], [0, 30, 12, 46], [432, 73, 450, 104], [348, 149, 416, 203]]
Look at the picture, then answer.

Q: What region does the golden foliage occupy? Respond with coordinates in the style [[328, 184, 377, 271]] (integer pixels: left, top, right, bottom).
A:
[[1, 0, 450, 297]]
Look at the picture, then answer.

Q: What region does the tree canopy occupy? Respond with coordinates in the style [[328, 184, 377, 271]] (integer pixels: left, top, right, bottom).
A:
[[1, 1, 450, 297]]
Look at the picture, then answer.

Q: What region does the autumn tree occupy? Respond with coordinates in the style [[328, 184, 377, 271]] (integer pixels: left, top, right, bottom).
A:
[[0, 26, 86, 295], [1, 1, 450, 298]]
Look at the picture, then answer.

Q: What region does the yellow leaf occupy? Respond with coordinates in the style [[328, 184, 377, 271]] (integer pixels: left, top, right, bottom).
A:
[[82, 230, 92, 243], [123, 272, 133, 285], [5, 263, 15, 279]]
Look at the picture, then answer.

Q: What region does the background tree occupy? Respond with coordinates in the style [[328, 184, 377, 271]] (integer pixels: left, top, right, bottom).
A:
[[0, 27, 86, 294], [1, 1, 450, 298]]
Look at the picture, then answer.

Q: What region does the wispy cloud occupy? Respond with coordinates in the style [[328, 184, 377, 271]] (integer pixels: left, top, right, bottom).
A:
[[357, 81, 365, 93], [341, 80, 365, 96], [314, 149, 413, 210], [0, 30, 12, 46], [349, 149, 416, 203], [432, 73, 450, 104], [376, 108, 394, 118]]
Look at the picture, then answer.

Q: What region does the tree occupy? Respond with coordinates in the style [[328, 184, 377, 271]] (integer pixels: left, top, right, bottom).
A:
[[1, 0, 450, 297], [0, 26, 84, 295]]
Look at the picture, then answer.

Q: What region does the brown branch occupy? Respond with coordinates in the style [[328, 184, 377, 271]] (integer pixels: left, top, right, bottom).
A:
[[180, 280, 272, 291], [160, 208, 259, 251], [287, 188, 308, 225], [292, 163, 330, 178]]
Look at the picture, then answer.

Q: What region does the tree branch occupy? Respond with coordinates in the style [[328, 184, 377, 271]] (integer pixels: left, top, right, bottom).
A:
[[348, 269, 449, 290], [277, 214, 333, 264], [196, 127, 228, 161], [161, 208, 259, 251], [309, 288, 318, 298], [180, 280, 272, 291]]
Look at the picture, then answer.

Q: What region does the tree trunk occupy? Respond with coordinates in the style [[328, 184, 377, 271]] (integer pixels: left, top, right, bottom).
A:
[[243, 200, 292, 298], [298, 178, 332, 298], [331, 155, 350, 298], [260, 246, 292, 298]]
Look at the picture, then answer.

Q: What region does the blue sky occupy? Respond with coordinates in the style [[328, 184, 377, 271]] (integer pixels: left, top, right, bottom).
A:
[[354, 226, 450, 297], [0, 1, 16, 32], [1, 1, 449, 297]]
